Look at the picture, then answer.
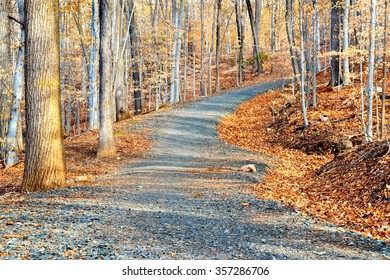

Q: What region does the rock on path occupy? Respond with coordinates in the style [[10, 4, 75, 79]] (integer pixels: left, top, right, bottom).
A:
[[1, 81, 389, 260]]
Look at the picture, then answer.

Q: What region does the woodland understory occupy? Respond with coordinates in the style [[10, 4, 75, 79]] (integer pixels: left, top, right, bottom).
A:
[[0, 0, 389, 245]]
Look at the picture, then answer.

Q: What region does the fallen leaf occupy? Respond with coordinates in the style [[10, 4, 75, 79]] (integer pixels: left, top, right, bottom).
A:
[[240, 202, 251, 207], [194, 193, 202, 198]]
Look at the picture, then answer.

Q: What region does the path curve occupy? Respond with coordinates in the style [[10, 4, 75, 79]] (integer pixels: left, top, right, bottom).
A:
[[1, 81, 389, 259]]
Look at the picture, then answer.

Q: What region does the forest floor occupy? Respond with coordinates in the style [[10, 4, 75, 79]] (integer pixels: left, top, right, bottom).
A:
[[1, 53, 389, 259], [0, 51, 288, 195], [1, 80, 389, 260], [218, 72, 390, 242]]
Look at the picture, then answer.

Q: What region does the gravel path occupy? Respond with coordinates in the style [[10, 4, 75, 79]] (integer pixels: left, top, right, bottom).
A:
[[1, 81, 389, 260]]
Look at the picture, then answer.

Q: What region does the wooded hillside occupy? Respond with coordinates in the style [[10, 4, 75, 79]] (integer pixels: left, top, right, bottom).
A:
[[0, 0, 388, 233]]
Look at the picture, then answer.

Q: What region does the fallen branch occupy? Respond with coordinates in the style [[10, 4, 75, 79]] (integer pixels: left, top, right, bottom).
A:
[[331, 114, 356, 123]]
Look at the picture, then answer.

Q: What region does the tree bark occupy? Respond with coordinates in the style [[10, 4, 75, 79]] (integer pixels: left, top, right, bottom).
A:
[[299, 0, 309, 127], [381, 0, 388, 139], [285, 0, 299, 78], [88, 0, 99, 130], [342, 0, 351, 85], [330, 0, 342, 86], [366, 0, 377, 141], [128, 0, 142, 115], [215, 0, 222, 93], [5, 0, 24, 168], [0, 0, 11, 161], [200, 0, 206, 96], [170, 0, 185, 104], [235, 0, 244, 84], [97, 0, 116, 157], [245, 0, 262, 74], [22, 0, 66, 191]]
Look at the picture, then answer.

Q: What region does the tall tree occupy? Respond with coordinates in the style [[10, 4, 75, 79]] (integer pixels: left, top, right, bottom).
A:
[[215, 0, 222, 92], [251, 0, 262, 72], [299, 0, 309, 127], [170, 0, 185, 104], [342, 0, 351, 85], [128, 0, 142, 115], [97, 0, 116, 157], [22, 0, 66, 191], [365, 0, 377, 141], [235, 0, 245, 84], [246, 0, 262, 74], [330, 0, 342, 86], [285, 0, 299, 78], [0, 0, 11, 162], [381, 0, 388, 139], [200, 0, 206, 96], [5, 0, 24, 168], [88, 0, 99, 130]]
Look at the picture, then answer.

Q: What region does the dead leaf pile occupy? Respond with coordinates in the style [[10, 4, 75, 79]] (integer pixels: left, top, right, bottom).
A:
[[217, 77, 390, 242], [0, 120, 150, 195]]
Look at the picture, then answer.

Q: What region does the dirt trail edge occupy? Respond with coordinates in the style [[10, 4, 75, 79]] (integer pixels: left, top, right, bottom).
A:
[[1, 81, 389, 260]]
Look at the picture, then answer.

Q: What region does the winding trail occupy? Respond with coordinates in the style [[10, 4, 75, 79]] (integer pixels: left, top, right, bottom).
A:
[[1, 81, 389, 259]]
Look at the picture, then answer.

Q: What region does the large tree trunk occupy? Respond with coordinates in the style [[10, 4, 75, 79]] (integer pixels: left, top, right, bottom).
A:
[[330, 0, 342, 86], [113, 1, 129, 122], [22, 0, 66, 191], [97, 0, 116, 157]]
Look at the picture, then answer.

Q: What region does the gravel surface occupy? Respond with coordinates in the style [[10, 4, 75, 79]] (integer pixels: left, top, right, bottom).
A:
[[1, 81, 390, 260]]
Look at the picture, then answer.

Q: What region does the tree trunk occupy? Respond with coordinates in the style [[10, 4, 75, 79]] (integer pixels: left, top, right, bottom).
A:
[[208, 0, 217, 95], [366, 0, 377, 141], [299, 0, 309, 127], [88, 0, 99, 130], [22, 0, 66, 191], [170, 0, 185, 105], [254, 0, 262, 71], [312, 0, 319, 107], [5, 0, 24, 168], [330, 0, 342, 86], [285, 0, 299, 78], [97, 0, 116, 157], [215, 0, 222, 93], [342, 0, 351, 85], [129, 0, 142, 115], [270, 0, 277, 53], [235, 0, 244, 84], [381, 0, 388, 139], [0, 0, 11, 161], [200, 0, 206, 96], [245, 0, 262, 74]]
